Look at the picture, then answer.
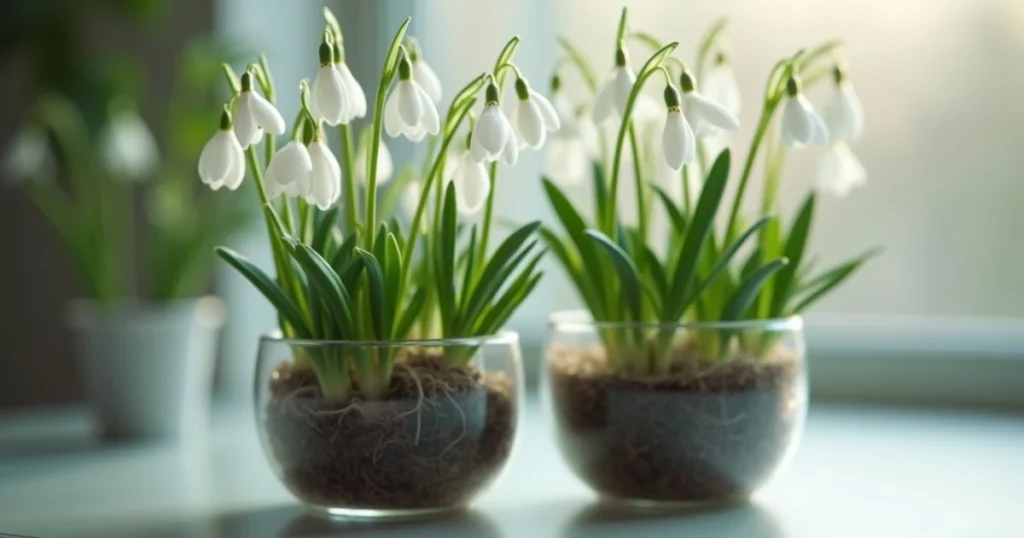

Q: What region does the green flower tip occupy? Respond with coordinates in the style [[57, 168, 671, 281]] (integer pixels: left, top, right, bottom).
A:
[[318, 42, 333, 66], [679, 70, 696, 93], [485, 81, 500, 105], [714, 50, 729, 66], [786, 75, 802, 97], [550, 74, 562, 92], [332, 43, 344, 64], [514, 77, 530, 100], [615, 46, 628, 67], [398, 53, 413, 80], [832, 64, 847, 85], [219, 106, 233, 130], [240, 71, 253, 92], [663, 84, 681, 109]]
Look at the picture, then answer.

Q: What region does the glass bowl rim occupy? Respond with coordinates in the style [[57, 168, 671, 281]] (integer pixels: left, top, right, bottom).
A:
[[259, 329, 520, 348], [548, 309, 803, 332]]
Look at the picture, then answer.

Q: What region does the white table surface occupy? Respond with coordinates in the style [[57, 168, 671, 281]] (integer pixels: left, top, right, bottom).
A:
[[0, 398, 1021, 538]]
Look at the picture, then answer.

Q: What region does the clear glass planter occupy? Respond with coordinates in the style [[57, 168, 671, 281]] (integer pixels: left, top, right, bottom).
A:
[[543, 310, 806, 508], [255, 331, 524, 519]]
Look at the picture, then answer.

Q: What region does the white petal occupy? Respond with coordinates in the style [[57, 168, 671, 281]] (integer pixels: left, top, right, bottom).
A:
[[611, 66, 637, 118], [100, 110, 159, 180], [234, 95, 258, 148], [3, 124, 54, 183], [414, 83, 440, 135], [782, 95, 813, 148], [516, 98, 546, 149], [816, 142, 866, 197], [687, 92, 740, 133], [472, 105, 509, 160], [545, 138, 589, 185], [355, 138, 394, 185], [396, 80, 423, 128], [336, 63, 367, 119], [384, 88, 404, 138], [223, 134, 246, 190], [592, 80, 616, 123], [501, 131, 519, 166], [809, 111, 830, 146], [265, 141, 313, 198], [552, 92, 579, 137], [198, 130, 235, 185], [247, 92, 286, 135], [662, 111, 691, 170], [453, 154, 491, 216], [703, 65, 742, 117], [312, 65, 348, 126], [308, 141, 340, 209], [413, 60, 443, 104], [531, 91, 561, 131], [822, 84, 863, 142]]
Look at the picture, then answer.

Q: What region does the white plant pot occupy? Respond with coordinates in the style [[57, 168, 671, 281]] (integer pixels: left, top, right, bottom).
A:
[[68, 296, 226, 442]]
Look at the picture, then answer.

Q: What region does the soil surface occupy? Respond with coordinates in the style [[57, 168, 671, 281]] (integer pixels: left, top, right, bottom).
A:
[[548, 343, 803, 503], [264, 351, 516, 510]]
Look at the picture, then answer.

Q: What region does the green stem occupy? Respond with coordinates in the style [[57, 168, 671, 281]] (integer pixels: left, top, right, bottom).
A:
[[339, 125, 358, 232], [477, 163, 499, 269], [723, 99, 781, 244], [627, 124, 647, 243], [681, 165, 692, 215]]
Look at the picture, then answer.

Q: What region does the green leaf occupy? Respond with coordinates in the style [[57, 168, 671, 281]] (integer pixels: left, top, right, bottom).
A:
[[384, 233, 403, 330], [312, 207, 340, 256], [592, 162, 608, 225], [721, 258, 789, 322], [474, 251, 545, 335], [288, 241, 356, 333], [435, 182, 458, 333], [586, 230, 643, 322], [653, 185, 688, 234], [771, 193, 815, 316], [791, 248, 880, 314], [356, 248, 388, 339], [460, 226, 479, 312], [666, 149, 731, 320], [215, 247, 309, 336], [687, 214, 773, 308], [542, 178, 610, 314], [395, 287, 428, 339], [330, 231, 359, 274], [538, 227, 605, 319], [556, 37, 599, 92], [460, 222, 542, 332]]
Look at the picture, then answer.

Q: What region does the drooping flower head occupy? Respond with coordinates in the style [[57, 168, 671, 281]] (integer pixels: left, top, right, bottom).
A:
[[310, 38, 349, 126], [702, 51, 742, 118], [822, 64, 864, 142], [332, 42, 367, 122], [198, 107, 245, 191], [407, 38, 443, 105], [470, 79, 518, 166], [660, 83, 696, 171], [511, 75, 560, 150], [235, 71, 286, 149], [593, 46, 636, 123], [679, 69, 740, 138], [384, 51, 440, 141], [781, 75, 828, 148]]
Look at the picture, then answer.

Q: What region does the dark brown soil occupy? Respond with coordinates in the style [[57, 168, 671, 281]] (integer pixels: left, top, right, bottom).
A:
[[548, 343, 803, 503], [263, 351, 516, 511]]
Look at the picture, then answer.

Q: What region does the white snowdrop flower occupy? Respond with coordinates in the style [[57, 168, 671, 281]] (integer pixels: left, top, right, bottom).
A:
[[821, 66, 864, 142], [702, 52, 742, 118], [383, 54, 439, 141], [816, 141, 866, 197], [354, 135, 394, 185], [333, 45, 367, 122], [198, 108, 245, 191], [410, 48, 443, 104], [593, 47, 637, 123], [311, 41, 348, 126], [550, 78, 580, 137], [470, 80, 518, 166], [3, 123, 55, 184], [781, 76, 828, 148], [660, 84, 696, 171], [99, 104, 159, 181], [449, 150, 490, 216], [235, 72, 286, 149], [679, 70, 740, 138], [306, 133, 341, 209], [265, 140, 313, 200], [511, 76, 560, 150]]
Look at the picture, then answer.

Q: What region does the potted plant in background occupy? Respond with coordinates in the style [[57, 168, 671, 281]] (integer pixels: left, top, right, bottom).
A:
[[3, 42, 251, 441], [201, 7, 550, 517], [540, 8, 878, 507]]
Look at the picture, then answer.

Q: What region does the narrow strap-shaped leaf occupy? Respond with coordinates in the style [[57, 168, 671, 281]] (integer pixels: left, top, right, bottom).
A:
[[543, 178, 610, 312], [474, 251, 545, 335], [770, 193, 815, 316], [686, 214, 773, 309], [330, 231, 359, 274], [395, 286, 428, 339], [435, 182, 458, 333], [721, 258, 789, 322], [791, 248, 880, 314], [311, 207, 340, 256], [389, 216, 406, 254], [653, 185, 688, 235], [586, 229, 643, 322], [460, 222, 542, 332], [356, 248, 388, 339], [215, 247, 310, 336], [539, 227, 606, 320], [289, 241, 356, 332], [460, 226, 479, 313], [384, 233, 403, 334], [666, 149, 731, 320], [741, 247, 762, 280], [592, 162, 608, 226]]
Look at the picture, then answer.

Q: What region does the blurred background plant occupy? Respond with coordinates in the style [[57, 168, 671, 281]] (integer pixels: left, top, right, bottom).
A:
[[1, 0, 253, 305]]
